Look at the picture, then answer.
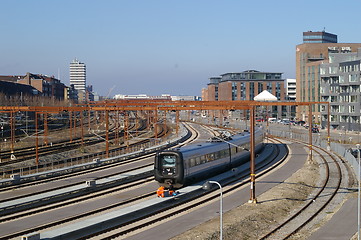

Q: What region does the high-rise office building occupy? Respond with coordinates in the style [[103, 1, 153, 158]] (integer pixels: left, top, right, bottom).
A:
[[295, 31, 361, 122], [69, 58, 86, 101]]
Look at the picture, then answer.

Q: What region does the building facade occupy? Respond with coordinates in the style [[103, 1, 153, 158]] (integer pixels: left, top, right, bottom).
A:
[[69, 58, 86, 102], [202, 70, 286, 119], [0, 80, 38, 96], [295, 31, 361, 122], [285, 78, 296, 100], [203, 70, 285, 102], [17, 73, 65, 100], [320, 48, 361, 131]]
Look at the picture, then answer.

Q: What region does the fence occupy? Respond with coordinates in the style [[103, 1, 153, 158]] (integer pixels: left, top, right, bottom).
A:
[[269, 128, 360, 179]]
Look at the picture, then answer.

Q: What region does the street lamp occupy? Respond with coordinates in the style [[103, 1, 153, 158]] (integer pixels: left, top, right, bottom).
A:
[[357, 144, 360, 240], [203, 180, 223, 240]]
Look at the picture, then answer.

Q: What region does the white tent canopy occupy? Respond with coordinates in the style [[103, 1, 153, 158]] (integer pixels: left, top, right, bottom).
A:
[[253, 90, 278, 101]]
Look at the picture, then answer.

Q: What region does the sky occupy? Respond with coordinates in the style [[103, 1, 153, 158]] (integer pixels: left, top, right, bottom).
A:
[[1, 0, 361, 97]]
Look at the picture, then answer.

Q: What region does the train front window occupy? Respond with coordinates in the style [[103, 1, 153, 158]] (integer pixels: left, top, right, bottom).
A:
[[161, 154, 177, 176], [162, 155, 176, 168]]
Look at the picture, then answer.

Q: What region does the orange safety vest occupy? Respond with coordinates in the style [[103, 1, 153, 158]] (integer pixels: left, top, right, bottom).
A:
[[157, 186, 165, 197]]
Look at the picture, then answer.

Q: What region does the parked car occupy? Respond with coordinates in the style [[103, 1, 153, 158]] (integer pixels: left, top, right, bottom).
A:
[[281, 119, 290, 125], [296, 120, 306, 126], [311, 127, 319, 133], [268, 118, 277, 123]]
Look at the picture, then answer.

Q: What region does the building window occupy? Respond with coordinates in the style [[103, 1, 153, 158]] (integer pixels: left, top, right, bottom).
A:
[[351, 85, 359, 92], [321, 105, 326, 112], [215, 86, 218, 101], [339, 76, 345, 83], [267, 82, 272, 91], [349, 74, 358, 82], [340, 116, 348, 122], [250, 82, 254, 100], [331, 105, 339, 112], [350, 95, 358, 102], [351, 116, 359, 123], [240, 82, 246, 100], [320, 67, 326, 75], [350, 105, 356, 113], [232, 82, 237, 100], [275, 82, 281, 99], [258, 82, 263, 94], [329, 66, 337, 74]]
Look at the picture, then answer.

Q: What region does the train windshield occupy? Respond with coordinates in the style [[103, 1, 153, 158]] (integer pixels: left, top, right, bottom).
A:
[[162, 155, 176, 168]]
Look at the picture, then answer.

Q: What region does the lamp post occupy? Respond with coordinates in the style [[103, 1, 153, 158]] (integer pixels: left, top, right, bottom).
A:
[[203, 180, 223, 240], [357, 144, 360, 240]]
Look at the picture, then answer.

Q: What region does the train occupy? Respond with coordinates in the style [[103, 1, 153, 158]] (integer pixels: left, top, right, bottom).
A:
[[154, 128, 264, 188]]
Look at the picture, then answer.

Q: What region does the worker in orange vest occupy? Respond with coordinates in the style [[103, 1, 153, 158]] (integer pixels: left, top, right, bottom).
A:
[[157, 186, 165, 197], [168, 185, 176, 196]]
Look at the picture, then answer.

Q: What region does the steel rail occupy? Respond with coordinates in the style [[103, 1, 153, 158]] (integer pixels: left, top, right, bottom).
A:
[[83, 138, 286, 239], [260, 137, 342, 239]]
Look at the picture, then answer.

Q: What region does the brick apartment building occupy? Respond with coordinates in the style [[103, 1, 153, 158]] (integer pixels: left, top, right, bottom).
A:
[[202, 70, 286, 119], [0, 72, 66, 100]]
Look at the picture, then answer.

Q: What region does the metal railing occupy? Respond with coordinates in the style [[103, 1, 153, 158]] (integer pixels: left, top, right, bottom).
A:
[[269, 128, 360, 179]]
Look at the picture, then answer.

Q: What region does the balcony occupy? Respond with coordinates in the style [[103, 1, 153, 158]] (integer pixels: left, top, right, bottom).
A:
[[308, 55, 325, 62]]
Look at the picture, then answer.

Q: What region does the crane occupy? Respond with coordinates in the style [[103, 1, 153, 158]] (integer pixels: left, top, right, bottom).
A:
[[106, 85, 116, 99]]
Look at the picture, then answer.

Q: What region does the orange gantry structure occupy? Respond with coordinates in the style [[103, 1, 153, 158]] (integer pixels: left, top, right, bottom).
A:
[[0, 100, 330, 203]]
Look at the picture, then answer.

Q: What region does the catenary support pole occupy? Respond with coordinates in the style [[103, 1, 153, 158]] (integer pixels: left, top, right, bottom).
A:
[[249, 105, 256, 203]]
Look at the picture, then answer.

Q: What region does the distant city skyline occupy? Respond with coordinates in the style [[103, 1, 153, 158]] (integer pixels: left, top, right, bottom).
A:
[[1, 0, 361, 97]]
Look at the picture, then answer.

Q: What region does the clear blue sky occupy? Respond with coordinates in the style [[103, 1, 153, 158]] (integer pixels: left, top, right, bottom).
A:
[[1, 0, 361, 97]]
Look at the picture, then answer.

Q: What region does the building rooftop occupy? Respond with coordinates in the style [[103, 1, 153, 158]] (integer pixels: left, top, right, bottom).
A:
[[303, 30, 337, 43]]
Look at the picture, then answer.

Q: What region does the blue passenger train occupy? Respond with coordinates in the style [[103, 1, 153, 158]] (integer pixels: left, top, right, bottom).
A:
[[154, 129, 264, 188]]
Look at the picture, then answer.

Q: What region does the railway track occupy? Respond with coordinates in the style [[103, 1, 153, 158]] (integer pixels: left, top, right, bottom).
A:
[[90, 136, 348, 240], [259, 136, 345, 239], [0, 120, 140, 167], [0, 121, 161, 177], [0, 122, 205, 240], [0, 123, 180, 202], [0, 115, 105, 159], [1, 122, 351, 240], [74, 137, 286, 239]]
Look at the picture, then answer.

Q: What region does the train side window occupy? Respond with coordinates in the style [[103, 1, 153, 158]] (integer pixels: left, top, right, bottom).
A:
[[231, 147, 237, 155], [219, 150, 227, 158], [214, 151, 220, 160], [201, 155, 207, 163], [195, 157, 201, 165], [190, 158, 196, 167], [207, 153, 214, 161], [187, 159, 191, 168]]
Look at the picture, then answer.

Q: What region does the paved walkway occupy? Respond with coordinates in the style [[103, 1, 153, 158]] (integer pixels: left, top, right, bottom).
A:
[[309, 197, 358, 240]]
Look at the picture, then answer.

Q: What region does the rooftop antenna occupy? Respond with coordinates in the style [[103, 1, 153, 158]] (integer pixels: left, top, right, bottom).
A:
[[58, 68, 60, 80]]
